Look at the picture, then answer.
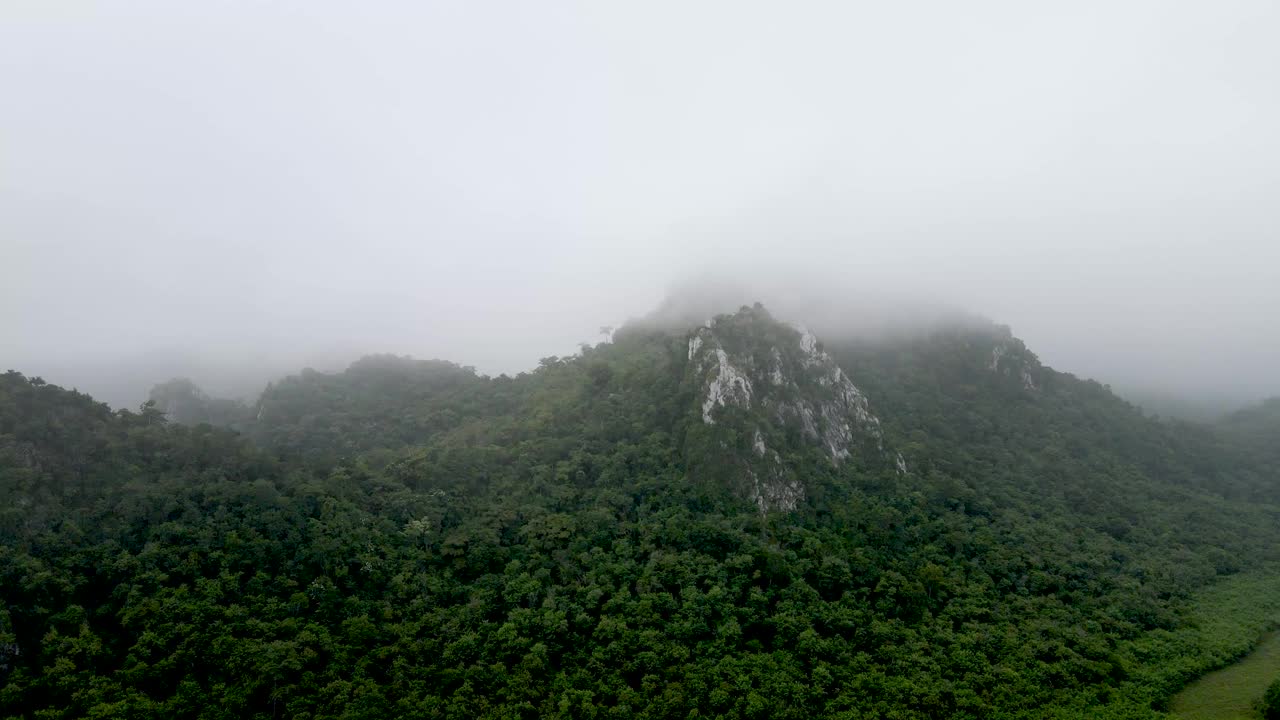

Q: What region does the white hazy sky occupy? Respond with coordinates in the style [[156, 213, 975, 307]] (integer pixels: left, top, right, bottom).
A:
[[2, 1, 1278, 407]]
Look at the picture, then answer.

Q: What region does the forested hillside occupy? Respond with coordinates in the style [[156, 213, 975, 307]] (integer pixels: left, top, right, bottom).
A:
[[1218, 398, 1280, 478], [2, 306, 1279, 719]]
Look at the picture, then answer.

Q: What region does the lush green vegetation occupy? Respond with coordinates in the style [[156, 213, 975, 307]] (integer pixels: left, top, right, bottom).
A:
[[1260, 676, 1280, 720], [1106, 573, 1280, 719], [2, 308, 1279, 719], [1164, 628, 1280, 719], [1219, 398, 1280, 483]]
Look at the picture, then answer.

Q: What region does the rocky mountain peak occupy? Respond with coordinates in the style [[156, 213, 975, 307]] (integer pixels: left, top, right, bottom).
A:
[[683, 304, 901, 512]]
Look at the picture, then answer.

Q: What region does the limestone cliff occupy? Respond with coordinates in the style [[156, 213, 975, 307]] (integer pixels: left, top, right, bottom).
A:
[[684, 304, 901, 512]]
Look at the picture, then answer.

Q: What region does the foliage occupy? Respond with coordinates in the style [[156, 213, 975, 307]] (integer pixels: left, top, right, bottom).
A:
[[1218, 397, 1280, 484], [246, 355, 494, 465], [2, 310, 1279, 718], [1262, 676, 1280, 720]]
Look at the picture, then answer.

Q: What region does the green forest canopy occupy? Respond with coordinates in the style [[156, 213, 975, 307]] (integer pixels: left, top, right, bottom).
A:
[[3, 307, 1280, 719]]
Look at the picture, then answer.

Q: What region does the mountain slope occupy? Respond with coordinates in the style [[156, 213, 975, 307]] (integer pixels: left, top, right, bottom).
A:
[[683, 305, 898, 513], [1218, 397, 1280, 473], [3, 306, 1279, 719]]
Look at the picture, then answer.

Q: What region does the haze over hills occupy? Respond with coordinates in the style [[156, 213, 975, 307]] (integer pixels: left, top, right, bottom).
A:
[[18, 278, 1276, 423], [6, 298, 1279, 718], [6, 3, 1280, 417], [4, 2, 1280, 718]]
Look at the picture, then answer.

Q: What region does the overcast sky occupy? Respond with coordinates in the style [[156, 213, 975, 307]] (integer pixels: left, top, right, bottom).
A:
[[3, 1, 1278, 408]]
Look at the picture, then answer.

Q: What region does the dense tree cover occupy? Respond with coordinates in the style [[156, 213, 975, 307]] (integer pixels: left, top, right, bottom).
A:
[[2, 311, 1279, 719], [1262, 676, 1280, 720], [1218, 397, 1280, 480], [246, 355, 499, 466]]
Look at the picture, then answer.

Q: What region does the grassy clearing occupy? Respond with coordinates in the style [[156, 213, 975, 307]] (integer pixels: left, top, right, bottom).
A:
[[1168, 631, 1280, 719], [1037, 569, 1280, 719]]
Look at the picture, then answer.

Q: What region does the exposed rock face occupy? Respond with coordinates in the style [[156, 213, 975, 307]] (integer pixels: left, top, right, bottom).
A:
[[746, 428, 804, 514], [989, 337, 1041, 391], [684, 305, 896, 513], [699, 346, 753, 424]]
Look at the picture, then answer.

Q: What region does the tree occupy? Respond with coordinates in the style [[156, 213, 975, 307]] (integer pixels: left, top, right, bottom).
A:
[[1262, 677, 1280, 720]]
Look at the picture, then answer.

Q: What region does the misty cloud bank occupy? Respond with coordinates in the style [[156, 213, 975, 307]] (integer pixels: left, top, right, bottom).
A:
[[3, 1, 1278, 412]]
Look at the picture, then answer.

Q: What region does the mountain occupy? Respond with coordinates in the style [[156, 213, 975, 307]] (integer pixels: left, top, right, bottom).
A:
[[683, 305, 900, 513], [2, 304, 1279, 719]]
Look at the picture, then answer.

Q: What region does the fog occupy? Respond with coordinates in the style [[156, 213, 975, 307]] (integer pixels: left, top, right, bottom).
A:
[[3, 1, 1278, 413]]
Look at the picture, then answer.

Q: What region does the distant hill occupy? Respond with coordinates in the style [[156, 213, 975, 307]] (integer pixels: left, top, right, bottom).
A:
[[1112, 385, 1248, 422], [1218, 396, 1280, 473], [148, 377, 253, 429]]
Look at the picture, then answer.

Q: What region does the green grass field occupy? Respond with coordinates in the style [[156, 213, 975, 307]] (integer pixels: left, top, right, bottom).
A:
[[1169, 631, 1280, 720]]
